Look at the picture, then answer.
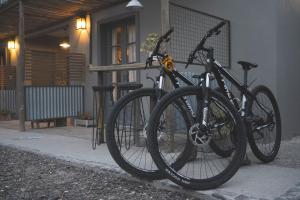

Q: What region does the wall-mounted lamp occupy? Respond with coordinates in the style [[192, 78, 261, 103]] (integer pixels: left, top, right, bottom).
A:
[[59, 42, 70, 49], [126, 0, 143, 10], [76, 17, 86, 30], [7, 40, 16, 50]]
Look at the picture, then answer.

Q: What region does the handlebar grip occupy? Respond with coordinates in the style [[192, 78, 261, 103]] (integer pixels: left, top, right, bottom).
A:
[[153, 27, 174, 55], [211, 21, 227, 34]]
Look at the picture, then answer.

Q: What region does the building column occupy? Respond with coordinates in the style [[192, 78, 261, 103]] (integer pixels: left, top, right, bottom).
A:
[[17, 0, 25, 131], [161, 0, 170, 33]]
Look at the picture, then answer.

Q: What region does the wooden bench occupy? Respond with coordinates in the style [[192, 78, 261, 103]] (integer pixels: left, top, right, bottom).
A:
[[31, 119, 56, 129]]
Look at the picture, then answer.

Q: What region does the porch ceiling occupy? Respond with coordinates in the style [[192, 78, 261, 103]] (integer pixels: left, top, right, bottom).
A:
[[0, 0, 128, 40]]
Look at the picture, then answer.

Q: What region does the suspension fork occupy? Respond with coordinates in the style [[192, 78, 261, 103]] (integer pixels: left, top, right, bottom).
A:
[[200, 72, 211, 126], [198, 49, 214, 126], [155, 70, 166, 100]]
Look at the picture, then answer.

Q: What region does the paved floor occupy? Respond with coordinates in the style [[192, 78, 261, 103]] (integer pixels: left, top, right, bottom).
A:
[[0, 126, 299, 200]]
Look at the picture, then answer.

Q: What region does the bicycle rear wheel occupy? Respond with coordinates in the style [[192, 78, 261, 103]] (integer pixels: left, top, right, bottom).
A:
[[209, 88, 235, 158], [147, 86, 247, 190], [248, 85, 281, 163]]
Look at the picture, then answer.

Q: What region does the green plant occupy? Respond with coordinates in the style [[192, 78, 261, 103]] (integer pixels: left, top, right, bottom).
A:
[[140, 33, 160, 53]]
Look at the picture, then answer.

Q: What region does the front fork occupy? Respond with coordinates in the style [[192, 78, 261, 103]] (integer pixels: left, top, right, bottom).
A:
[[200, 72, 211, 126]]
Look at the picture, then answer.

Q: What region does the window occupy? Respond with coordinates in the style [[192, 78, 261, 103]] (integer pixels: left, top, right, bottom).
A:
[[126, 24, 137, 64], [101, 17, 137, 83]]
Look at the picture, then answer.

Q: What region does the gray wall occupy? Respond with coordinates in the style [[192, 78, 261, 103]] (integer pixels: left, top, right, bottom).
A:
[[89, 0, 300, 138], [69, 15, 94, 114], [139, 0, 164, 88], [171, 0, 300, 139], [91, 0, 162, 89], [171, 0, 278, 92], [276, 0, 300, 138]]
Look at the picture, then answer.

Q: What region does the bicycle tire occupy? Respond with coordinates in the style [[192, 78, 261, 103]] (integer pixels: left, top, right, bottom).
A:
[[147, 86, 247, 190], [106, 88, 194, 180], [209, 88, 235, 158], [248, 85, 281, 163]]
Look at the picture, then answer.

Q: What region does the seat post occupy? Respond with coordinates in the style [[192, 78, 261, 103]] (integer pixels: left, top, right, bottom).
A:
[[243, 69, 248, 87]]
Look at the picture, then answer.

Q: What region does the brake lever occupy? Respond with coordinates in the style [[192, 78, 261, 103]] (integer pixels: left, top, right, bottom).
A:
[[145, 57, 153, 69]]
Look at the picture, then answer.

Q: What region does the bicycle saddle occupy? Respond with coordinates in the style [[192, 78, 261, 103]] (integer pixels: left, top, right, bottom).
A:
[[238, 61, 258, 71]]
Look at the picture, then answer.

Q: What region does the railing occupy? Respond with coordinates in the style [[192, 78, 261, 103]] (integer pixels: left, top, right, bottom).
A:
[[0, 89, 16, 114], [25, 86, 84, 121]]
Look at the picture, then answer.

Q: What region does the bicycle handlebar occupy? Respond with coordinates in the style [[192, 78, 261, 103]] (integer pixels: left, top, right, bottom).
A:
[[153, 27, 174, 55], [146, 27, 174, 68], [208, 21, 227, 36], [185, 20, 227, 68]]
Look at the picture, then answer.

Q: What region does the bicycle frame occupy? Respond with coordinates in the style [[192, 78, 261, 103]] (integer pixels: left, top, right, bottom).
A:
[[204, 57, 272, 124], [155, 66, 204, 118]]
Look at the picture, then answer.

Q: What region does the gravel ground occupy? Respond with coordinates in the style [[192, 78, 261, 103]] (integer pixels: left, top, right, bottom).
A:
[[0, 145, 204, 200]]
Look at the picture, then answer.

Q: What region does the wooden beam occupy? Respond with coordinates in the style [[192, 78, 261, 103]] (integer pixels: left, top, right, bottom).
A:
[[17, 0, 25, 131], [0, 0, 18, 15], [89, 63, 160, 72], [25, 19, 70, 39]]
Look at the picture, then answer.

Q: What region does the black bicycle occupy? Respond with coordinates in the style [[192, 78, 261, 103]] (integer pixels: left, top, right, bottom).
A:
[[146, 21, 281, 189], [106, 28, 207, 180]]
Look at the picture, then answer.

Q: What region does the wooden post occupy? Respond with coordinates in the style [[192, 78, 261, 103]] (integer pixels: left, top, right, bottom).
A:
[[161, 0, 170, 35], [161, 0, 169, 53], [98, 71, 105, 143], [17, 0, 25, 131], [161, 0, 175, 152]]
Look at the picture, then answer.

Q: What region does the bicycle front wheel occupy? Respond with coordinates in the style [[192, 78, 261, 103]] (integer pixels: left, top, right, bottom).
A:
[[248, 85, 281, 163], [106, 88, 165, 180], [147, 86, 247, 190]]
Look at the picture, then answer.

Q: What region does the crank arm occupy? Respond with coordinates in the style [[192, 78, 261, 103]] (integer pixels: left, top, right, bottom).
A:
[[254, 122, 274, 131]]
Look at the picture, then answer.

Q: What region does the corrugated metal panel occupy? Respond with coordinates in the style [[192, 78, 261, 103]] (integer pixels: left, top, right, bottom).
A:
[[0, 89, 16, 114], [25, 86, 84, 121]]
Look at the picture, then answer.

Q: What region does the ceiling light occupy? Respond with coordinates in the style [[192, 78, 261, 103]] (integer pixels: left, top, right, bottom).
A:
[[59, 42, 70, 49], [126, 0, 143, 10]]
